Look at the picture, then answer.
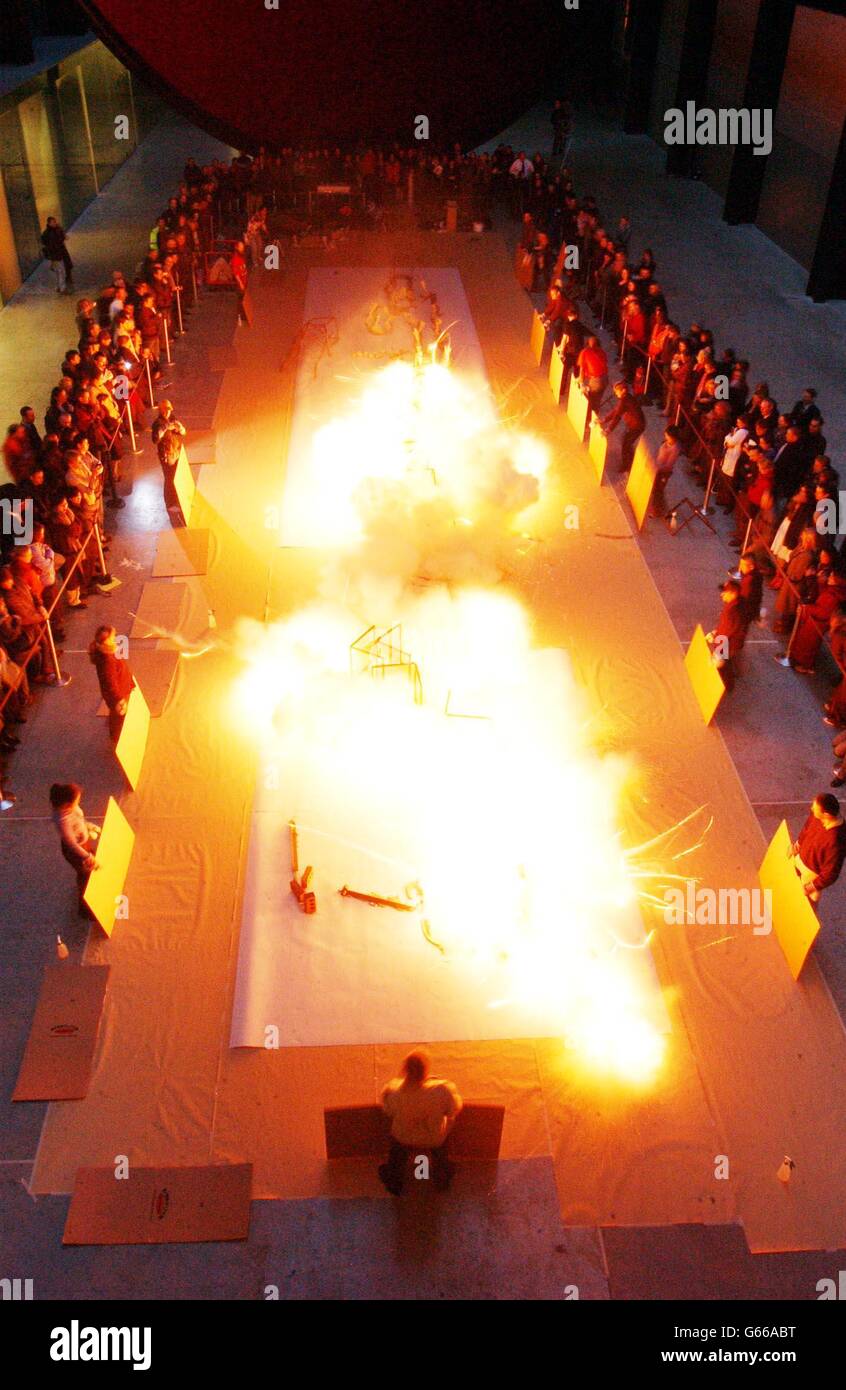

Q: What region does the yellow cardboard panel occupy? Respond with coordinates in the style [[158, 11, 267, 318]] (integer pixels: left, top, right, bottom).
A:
[[625, 436, 656, 531], [759, 820, 823, 981], [82, 797, 135, 939], [566, 373, 589, 441], [115, 684, 151, 792], [530, 310, 548, 366], [548, 344, 566, 403], [588, 418, 608, 484], [683, 624, 726, 726], [173, 445, 196, 526]]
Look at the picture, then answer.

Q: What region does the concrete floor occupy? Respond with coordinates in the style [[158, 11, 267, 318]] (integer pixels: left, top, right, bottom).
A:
[[2, 102, 846, 1301]]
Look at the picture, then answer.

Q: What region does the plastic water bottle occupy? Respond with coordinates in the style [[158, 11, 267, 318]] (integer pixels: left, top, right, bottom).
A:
[[776, 1156, 795, 1184]]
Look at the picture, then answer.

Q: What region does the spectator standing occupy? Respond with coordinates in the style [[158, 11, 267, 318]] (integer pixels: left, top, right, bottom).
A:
[[151, 400, 187, 518], [50, 782, 100, 917], [707, 579, 749, 692], [602, 381, 645, 475], [89, 625, 135, 743], [789, 794, 846, 903], [41, 217, 73, 295]]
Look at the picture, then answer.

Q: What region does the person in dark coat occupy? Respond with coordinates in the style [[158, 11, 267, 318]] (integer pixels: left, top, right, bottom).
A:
[[41, 217, 73, 294], [790, 388, 822, 431], [738, 553, 764, 625], [772, 427, 808, 506], [89, 625, 135, 743], [151, 400, 187, 517], [601, 381, 645, 475]]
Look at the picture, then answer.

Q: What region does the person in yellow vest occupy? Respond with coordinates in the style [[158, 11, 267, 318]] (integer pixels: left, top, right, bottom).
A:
[[379, 1050, 462, 1196]]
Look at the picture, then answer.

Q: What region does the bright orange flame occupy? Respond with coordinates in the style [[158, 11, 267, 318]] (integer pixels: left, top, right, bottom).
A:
[[301, 359, 548, 547], [238, 357, 665, 1084], [234, 589, 666, 1085]]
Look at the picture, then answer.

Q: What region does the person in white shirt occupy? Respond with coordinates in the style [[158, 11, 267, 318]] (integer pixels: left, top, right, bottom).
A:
[[508, 152, 534, 178], [50, 782, 101, 918], [379, 1050, 463, 1195], [508, 152, 534, 217], [718, 414, 749, 510]]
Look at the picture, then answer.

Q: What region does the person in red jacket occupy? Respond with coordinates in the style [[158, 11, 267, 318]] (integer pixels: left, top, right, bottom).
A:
[[576, 335, 608, 415], [778, 569, 846, 674], [789, 793, 846, 903], [89, 624, 135, 743], [230, 241, 249, 326], [706, 579, 749, 692]]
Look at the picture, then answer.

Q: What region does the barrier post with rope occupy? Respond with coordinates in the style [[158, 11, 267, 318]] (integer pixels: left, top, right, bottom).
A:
[[0, 524, 101, 713], [160, 314, 173, 367]]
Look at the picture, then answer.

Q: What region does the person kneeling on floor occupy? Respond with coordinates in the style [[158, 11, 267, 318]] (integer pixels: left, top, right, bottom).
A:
[[378, 1050, 462, 1197]]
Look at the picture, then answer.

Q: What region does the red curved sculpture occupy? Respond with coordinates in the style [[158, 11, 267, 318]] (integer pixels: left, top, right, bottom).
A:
[[79, 0, 566, 151]]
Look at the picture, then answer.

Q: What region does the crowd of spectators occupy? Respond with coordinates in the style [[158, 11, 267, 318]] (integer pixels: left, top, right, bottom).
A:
[[3, 111, 843, 834], [516, 134, 844, 776], [0, 153, 251, 810]]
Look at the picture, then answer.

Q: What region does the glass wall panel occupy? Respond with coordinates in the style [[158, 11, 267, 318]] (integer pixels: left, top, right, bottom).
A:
[[0, 107, 41, 280], [53, 65, 97, 220]]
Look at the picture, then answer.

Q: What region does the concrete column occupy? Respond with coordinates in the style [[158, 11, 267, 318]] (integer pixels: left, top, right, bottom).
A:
[[722, 0, 795, 225], [623, 0, 667, 135], [0, 170, 24, 305], [807, 111, 846, 301], [666, 0, 719, 177]]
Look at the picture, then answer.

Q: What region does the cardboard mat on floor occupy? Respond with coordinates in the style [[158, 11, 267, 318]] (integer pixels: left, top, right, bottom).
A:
[[13, 965, 109, 1102], [63, 1163, 252, 1244], [129, 581, 187, 640], [152, 528, 211, 578]]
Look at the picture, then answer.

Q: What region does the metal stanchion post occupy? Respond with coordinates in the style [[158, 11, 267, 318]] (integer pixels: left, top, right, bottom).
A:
[[145, 354, 156, 409], [161, 314, 173, 366], [175, 285, 184, 336], [644, 356, 652, 395], [44, 617, 71, 687], [94, 522, 108, 574], [190, 259, 198, 306], [124, 397, 141, 455], [702, 455, 717, 514], [619, 319, 628, 364]]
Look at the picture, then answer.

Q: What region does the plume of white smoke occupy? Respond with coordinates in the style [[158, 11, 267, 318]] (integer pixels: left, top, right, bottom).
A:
[[231, 357, 666, 1079]]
